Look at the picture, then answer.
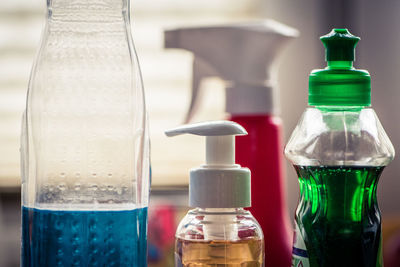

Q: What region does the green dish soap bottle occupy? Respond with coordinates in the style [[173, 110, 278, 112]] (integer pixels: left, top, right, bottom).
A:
[[285, 29, 395, 267]]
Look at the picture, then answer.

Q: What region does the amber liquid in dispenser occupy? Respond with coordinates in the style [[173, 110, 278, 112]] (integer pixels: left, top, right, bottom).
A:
[[175, 238, 264, 266]]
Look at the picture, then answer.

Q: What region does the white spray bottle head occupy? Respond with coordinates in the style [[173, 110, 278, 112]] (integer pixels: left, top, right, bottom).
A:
[[165, 120, 251, 208], [164, 20, 299, 122]]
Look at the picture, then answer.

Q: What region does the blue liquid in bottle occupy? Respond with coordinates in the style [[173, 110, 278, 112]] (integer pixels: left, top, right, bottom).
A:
[[22, 206, 147, 267]]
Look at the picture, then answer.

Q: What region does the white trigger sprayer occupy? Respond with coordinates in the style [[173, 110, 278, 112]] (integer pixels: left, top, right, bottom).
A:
[[164, 20, 299, 122]]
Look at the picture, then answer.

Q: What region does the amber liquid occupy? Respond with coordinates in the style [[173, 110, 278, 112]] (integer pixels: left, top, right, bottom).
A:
[[175, 238, 264, 266]]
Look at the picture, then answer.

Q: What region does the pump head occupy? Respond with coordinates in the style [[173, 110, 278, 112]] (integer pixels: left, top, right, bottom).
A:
[[165, 121, 251, 208], [164, 20, 298, 122]]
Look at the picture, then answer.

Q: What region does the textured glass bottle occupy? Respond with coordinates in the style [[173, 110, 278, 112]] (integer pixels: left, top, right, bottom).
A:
[[285, 29, 395, 267], [21, 1, 149, 266]]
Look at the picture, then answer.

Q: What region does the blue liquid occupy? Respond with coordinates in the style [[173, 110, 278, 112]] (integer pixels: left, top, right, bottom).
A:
[[22, 206, 147, 267]]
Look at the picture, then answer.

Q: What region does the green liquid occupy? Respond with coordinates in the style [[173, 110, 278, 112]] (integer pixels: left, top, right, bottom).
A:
[[293, 166, 384, 267]]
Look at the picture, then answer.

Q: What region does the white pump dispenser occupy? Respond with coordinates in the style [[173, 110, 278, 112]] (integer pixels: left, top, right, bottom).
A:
[[164, 20, 299, 121], [165, 120, 250, 208], [169, 121, 265, 264]]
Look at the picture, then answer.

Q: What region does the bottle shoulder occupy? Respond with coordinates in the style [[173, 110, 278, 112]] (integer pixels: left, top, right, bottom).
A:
[[285, 107, 395, 166], [176, 208, 263, 241]]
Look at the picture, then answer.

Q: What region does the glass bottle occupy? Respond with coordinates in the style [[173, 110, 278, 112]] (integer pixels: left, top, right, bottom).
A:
[[285, 29, 394, 267], [175, 208, 264, 266], [20, 0, 150, 266]]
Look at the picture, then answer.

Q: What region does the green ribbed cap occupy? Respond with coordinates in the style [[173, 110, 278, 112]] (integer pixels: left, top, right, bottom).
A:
[[308, 29, 371, 106]]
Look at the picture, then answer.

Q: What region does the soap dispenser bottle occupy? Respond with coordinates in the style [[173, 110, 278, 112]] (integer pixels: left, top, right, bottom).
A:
[[285, 29, 395, 267], [165, 121, 264, 266], [164, 22, 297, 266]]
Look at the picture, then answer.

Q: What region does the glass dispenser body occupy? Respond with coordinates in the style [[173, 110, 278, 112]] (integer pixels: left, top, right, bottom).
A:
[[175, 208, 264, 266]]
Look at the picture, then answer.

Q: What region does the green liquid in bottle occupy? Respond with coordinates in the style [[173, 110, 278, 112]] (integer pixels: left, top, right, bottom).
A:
[[293, 166, 384, 267]]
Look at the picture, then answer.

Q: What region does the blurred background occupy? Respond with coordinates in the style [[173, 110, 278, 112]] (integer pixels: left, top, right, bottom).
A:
[[1, 0, 400, 266]]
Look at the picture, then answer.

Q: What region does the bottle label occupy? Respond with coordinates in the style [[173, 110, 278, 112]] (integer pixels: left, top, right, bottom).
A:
[[292, 223, 310, 267]]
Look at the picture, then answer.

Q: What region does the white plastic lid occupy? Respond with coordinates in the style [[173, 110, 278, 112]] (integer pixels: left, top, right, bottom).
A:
[[165, 121, 251, 208]]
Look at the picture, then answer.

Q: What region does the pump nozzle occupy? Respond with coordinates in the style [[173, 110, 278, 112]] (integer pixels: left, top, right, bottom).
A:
[[165, 120, 246, 137], [165, 121, 251, 208], [166, 120, 247, 167]]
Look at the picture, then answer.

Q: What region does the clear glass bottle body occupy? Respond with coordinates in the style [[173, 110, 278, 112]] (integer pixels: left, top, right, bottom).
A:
[[21, 0, 149, 266], [175, 208, 264, 266], [285, 107, 394, 267]]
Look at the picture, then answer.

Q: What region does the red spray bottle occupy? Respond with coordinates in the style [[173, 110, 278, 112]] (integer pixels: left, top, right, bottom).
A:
[[165, 21, 298, 266]]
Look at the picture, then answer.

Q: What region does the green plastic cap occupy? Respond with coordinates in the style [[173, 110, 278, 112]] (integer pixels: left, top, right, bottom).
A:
[[308, 29, 371, 107], [321, 28, 360, 61]]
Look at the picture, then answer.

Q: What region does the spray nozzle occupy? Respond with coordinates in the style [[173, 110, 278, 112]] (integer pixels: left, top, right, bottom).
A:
[[165, 121, 251, 208], [320, 28, 360, 64], [164, 20, 299, 121], [165, 120, 247, 167]]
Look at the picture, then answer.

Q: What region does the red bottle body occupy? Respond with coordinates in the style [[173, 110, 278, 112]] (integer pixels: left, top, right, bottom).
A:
[[230, 114, 292, 267]]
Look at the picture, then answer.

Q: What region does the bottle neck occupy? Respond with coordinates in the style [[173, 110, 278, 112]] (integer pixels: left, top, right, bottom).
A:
[[48, 0, 129, 22], [226, 83, 277, 115], [196, 208, 246, 214], [327, 60, 353, 69], [312, 105, 366, 112]]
